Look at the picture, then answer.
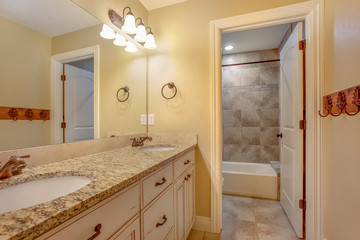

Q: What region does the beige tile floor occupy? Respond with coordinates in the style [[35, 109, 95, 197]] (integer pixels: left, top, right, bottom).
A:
[[187, 195, 299, 240]]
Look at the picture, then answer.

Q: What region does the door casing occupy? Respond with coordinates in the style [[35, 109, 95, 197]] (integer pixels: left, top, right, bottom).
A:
[[209, 1, 325, 240]]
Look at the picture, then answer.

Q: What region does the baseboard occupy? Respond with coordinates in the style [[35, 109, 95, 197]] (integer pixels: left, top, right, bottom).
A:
[[192, 216, 211, 232]]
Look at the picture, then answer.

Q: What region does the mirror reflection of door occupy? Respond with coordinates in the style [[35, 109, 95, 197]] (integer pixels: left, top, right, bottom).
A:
[[62, 58, 94, 143]]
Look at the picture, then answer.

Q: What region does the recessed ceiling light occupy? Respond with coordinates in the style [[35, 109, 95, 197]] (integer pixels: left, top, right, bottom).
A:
[[224, 45, 234, 51]]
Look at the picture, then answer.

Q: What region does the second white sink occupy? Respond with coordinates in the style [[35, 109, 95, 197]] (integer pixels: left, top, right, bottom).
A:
[[0, 175, 92, 214]]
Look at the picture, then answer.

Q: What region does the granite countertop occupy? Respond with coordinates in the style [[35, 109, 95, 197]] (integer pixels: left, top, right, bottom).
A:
[[0, 143, 196, 240]]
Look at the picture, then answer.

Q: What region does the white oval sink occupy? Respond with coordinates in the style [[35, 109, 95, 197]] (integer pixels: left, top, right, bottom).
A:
[[140, 144, 177, 152], [0, 176, 91, 214]]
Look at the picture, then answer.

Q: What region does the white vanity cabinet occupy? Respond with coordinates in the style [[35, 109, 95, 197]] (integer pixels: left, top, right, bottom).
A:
[[36, 149, 195, 240]]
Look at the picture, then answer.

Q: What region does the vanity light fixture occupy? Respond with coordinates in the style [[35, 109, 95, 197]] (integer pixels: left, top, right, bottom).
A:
[[144, 27, 157, 50], [134, 18, 147, 43], [121, 7, 137, 34], [125, 41, 138, 53], [113, 33, 127, 46], [224, 45, 234, 51], [100, 24, 116, 39], [107, 8, 157, 52]]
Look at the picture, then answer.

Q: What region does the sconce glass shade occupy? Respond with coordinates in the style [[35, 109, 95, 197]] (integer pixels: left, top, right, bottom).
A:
[[134, 23, 147, 43], [144, 33, 157, 49], [121, 13, 137, 35], [125, 41, 138, 53], [113, 34, 127, 46], [100, 24, 116, 39]]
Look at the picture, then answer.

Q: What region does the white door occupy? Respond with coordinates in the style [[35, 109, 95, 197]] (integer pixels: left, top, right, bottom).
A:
[[64, 63, 94, 143], [279, 22, 304, 238]]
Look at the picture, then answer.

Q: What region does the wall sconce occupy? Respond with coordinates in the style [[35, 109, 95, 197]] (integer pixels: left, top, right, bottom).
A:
[[125, 42, 138, 53], [144, 27, 157, 49], [113, 33, 127, 46], [134, 18, 147, 43], [101, 8, 157, 52], [121, 7, 137, 34], [100, 24, 116, 39]]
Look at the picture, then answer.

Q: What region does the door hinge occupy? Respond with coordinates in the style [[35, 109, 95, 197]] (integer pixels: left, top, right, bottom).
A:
[[299, 40, 306, 50], [61, 122, 67, 129], [299, 199, 306, 210], [299, 120, 306, 130], [61, 75, 66, 81]]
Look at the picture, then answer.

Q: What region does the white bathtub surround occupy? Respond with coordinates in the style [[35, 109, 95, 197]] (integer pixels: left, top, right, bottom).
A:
[[222, 162, 278, 200]]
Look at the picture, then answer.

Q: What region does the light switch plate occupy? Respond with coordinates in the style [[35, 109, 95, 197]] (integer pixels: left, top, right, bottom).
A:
[[148, 114, 155, 125], [141, 114, 147, 125]]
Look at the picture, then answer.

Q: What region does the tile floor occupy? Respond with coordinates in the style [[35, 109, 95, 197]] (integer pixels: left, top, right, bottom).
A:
[[187, 195, 298, 240]]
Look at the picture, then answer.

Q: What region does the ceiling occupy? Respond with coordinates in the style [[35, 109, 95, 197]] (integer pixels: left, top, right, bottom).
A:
[[139, 0, 189, 10], [0, 0, 101, 37], [222, 24, 290, 55]]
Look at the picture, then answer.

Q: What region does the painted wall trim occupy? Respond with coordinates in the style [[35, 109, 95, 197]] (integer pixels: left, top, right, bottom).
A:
[[209, 1, 324, 239], [192, 216, 211, 232], [50, 45, 100, 144]]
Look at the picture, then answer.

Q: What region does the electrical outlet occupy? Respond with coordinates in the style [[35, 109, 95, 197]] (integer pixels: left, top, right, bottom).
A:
[[141, 114, 147, 125], [148, 114, 155, 125]]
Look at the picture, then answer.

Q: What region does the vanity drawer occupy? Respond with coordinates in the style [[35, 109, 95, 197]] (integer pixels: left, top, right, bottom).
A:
[[143, 187, 174, 240], [174, 150, 195, 180], [142, 164, 173, 207], [46, 184, 140, 240]]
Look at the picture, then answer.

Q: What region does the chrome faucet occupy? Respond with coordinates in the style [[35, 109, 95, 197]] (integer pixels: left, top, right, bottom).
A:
[[0, 155, 29, 180], [130, 136, 153, 147]]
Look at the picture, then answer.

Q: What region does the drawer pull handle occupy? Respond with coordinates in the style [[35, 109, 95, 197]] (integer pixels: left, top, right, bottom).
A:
[[156, 215, 168, 228], [187, 174, 191, 178], [88, 224, 102, 240], [184, 160, 190, 165], [155, 177, 167, 187]]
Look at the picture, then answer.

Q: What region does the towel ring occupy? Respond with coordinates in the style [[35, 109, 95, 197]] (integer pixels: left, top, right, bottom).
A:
[[161, 82, 177, 99], [116, 86, 130, 102]]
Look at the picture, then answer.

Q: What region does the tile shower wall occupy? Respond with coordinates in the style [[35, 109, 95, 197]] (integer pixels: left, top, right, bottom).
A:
[[222, 49, 280, 163]]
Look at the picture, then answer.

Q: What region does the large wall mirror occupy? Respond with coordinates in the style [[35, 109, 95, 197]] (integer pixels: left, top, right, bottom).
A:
[[0, 0, 147, 151]]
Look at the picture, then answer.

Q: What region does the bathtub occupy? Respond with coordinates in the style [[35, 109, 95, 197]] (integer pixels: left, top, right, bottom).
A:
[[222, 162, 279, 200]]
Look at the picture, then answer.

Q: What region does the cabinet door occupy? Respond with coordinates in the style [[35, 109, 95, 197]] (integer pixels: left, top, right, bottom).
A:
[[185, 166, 195, 236], [174, 175, 186, 240]]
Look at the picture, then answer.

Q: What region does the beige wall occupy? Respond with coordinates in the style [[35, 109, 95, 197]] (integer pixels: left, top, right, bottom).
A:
[[0, 16, 52, 150], [52, 25, 147, 138], [147, 0, 308, 218], [323, 0, 360, 239]]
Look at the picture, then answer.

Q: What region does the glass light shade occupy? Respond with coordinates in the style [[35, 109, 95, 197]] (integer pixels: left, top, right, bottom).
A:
[[121, 13, 137, 34], [113, 34, 127, 46], [134, 24, 147, 43], [100, 24, 116, 39], [125, 41, 138, 53], [144, 33, 157, 49]]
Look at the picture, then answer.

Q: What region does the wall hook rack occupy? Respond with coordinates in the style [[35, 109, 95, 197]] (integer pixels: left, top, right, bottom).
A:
[[318, 85, 360, 118], [161, 82, 177, 99], [0, 106, 50, 121], [116, 86, 130, 102]]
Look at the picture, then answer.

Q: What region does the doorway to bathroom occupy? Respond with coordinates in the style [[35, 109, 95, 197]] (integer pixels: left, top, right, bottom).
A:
[[51, 46, 100, 145], [209, 2, 323, 240], [221, 22, 305, 239]]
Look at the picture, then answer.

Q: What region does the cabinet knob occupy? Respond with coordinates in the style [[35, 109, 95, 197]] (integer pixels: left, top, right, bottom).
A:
[[155, 177, 167, 187], [184, 160, 190, 165], [156, 215, 168, 228], [88, 224, 102, 240]]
